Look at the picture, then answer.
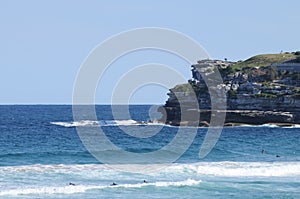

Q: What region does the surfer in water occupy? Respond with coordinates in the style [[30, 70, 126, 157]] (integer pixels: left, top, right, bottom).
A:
[[143, 180, 148, 183], [110, 182, 118, 186], [69, 182, 76, 186]]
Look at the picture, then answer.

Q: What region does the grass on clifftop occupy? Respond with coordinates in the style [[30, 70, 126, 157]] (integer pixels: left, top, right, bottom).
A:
[[170, 83, 194, 93], [229, 53, 297, 72]]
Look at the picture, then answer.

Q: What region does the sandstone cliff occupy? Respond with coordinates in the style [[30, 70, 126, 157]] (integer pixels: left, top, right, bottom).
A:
[[159, 52, 300, 126]]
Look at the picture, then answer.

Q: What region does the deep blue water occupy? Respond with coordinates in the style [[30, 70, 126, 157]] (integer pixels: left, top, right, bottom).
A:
[[0, 105, 299, 198]]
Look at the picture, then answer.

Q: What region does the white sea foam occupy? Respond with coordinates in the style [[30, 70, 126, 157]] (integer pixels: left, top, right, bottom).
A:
[[0, 179, 201, 196], [1, 162, 299, 196], [0, 185, 91, 196], [50, 120, 99, 127], [50, 120, 165, 127], [238, 124, 300, 128], [283, 124, 300, 128], [51, 120, 300, 128], [260, 124, 280, 128], [1, 162, 299, 177], [194, 162, 300, 177]]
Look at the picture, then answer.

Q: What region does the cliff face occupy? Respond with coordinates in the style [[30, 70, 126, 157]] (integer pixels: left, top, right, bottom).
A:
[[159, 53, 300, 126]]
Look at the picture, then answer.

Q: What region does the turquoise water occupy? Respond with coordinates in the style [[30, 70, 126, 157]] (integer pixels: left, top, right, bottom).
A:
[[0, 105, 299, 198]]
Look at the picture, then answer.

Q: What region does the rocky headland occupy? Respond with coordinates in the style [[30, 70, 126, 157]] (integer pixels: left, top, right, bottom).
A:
[[158, 52, 300, 127]]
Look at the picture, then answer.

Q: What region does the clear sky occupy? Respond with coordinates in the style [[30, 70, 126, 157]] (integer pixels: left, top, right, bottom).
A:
[[1, 0, 299, 104]]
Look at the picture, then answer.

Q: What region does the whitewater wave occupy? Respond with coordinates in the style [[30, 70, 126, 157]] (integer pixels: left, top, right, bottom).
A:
[[50, 120, 165, 127], [192, 161, 300, 177], [0, 179, 201, 196], [283, 124, 300, 128], [237, 124, 300, 128], [51, 120, 300, 128], [1, 162, 299, 177], [1, 162, 299, 196]]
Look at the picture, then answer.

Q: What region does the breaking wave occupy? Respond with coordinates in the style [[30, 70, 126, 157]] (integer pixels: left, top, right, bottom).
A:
[[1, 162, 299, 196], [0, 179, 201, 196], [50, 120, 164, 127], [1, 162, 299, 177], [51, 120, 300, 128]]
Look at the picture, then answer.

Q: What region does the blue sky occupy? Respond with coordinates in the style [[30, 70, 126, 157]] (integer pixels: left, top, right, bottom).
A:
[[1, 0, 299, 104]]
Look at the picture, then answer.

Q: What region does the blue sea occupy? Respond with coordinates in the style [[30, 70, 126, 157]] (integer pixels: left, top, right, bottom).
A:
[[0, 105, 299, 198]]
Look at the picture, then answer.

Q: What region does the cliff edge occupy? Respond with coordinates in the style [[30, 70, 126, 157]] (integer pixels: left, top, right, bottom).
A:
[[159, 52, 300, 126]]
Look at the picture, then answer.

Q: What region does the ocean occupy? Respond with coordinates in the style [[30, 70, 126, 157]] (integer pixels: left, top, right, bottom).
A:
[[0, 105, 299, 198]]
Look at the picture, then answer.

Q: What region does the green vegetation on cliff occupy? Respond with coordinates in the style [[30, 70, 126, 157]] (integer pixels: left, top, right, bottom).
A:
[[170, 82, 206, 94], [171, 83, 194, 93], [227, 53, 298, 74], [170, 51, 300, 96]]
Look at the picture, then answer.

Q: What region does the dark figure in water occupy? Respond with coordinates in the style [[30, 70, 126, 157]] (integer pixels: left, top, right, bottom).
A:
[[110, 182, 117, 186], [143, 180, 148, 183], [69, 182, 76, 186], [261, 149, 265, 154], [276, 155, 280, 158]]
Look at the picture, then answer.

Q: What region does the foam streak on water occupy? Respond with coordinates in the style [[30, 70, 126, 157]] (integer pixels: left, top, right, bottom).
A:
[[0, 179, 202, 196], [1, 162, 299, 177], [50, 120, 300, 128], [50, 120, 165, 127]]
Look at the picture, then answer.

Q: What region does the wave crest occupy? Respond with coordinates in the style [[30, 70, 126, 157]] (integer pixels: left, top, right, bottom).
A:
[[50, 120, 163, 127], [0, 179, 201, 196], [1, 162, 299, 177]]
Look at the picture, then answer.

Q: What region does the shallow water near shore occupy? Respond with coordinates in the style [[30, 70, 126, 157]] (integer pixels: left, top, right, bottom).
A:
[[0, 105, 299, 198]]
